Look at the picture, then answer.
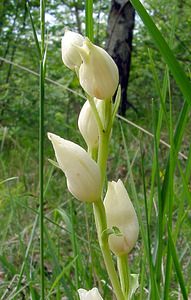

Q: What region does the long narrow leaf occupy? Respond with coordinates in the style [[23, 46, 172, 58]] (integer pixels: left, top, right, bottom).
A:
[[26, 2, 41, 59], [168, 227, 188, 300], [130, 0, 191, 106]]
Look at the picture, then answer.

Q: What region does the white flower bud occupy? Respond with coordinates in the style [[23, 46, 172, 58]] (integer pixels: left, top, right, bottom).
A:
[[104, 179, 139, 256], [78, 38, 119, 100], [48, 133, 101, 202], [78, 99, 102, 149], [78, 287, 103, 300], [61, 29, 84, 70]]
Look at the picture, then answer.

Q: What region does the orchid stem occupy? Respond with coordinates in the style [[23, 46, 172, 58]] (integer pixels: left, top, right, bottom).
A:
[[93, 201, 125, 300], [117, 255, 130, 298]]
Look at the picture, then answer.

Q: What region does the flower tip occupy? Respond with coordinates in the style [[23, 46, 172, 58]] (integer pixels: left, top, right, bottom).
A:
[[47, 132, 55, 141], [47, 132, 60, 144], [47, 132, 52, 140]]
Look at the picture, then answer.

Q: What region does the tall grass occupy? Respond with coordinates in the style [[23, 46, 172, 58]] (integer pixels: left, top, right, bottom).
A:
[[130, 0, 191, 298], [39, 0, 46, 298]]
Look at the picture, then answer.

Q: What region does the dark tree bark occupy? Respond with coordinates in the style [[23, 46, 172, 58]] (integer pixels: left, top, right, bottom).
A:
[[106, 0, 136, 116]]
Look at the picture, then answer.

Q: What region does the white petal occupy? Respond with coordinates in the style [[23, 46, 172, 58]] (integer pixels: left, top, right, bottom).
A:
[[48, 133, 101, 202], [104, 179, 139, 255], [78, 288, 103, 300], [79, 39, 119, 99], [61, 30, 84, 70]]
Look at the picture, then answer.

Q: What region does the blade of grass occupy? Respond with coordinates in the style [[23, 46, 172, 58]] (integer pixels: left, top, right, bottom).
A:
[[66, 200, 80, 289], [151, 100, 163, 291], [167, 227, 188, 300], [130, 0, 191, 106], [26, 2, 41, 59], [48, 256, 78, 296], [44, 225, 73, 299], [147, 59, 169, 223], [39, 0, 46, 298], [15, 166, 54, 295], [163, 73, 174, 299], [0, 255, 17, 275], [161, 101, 189, 214], [28, 0, 46, 297], [140, 141, 159, 299]]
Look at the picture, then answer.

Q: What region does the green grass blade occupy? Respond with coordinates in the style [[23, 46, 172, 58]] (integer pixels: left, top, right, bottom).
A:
[[167, 227, 188, 300], [163, 75, 174, 299], [26, 2, 41, 59], [39, 1, 46, 298], [161, 101, 189, 214], [44, 225, 74, 299], [0, 255, 17, 275], [140, 142, 159, 299], [120, 123, 147, 250], [130, 0, 191, 106], [152, 101, 163, 287], [48, 256, 78, 296]]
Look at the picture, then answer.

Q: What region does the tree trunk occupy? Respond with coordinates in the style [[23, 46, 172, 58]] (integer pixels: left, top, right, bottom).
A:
[[106, 0, 135, 116]]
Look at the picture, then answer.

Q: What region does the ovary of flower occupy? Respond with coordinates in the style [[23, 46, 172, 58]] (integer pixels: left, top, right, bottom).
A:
[[48, 133, 101, 202], [61, 29, 84, 70], [77, 38, 119, 100], [104, 179, 139, 256], [78, 287, 103, 300], [78, 99, 102, 149]]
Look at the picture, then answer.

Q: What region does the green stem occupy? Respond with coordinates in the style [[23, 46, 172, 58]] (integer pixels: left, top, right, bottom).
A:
[[97, 98, 112, 190], [117, 255, 130, 299], [85, 0, 93, 41], [40, 1, 45, 299], [88, 96, 122, 298], [93, 201, 125, 300], [98, 131, 110, 191], [39, 60, 45, 300]]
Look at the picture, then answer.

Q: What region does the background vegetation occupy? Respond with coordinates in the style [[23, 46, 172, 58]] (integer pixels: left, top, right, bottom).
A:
[[0, 0, 191, 299]]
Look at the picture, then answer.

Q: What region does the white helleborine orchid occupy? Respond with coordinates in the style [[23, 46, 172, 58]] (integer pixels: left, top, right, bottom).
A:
[[78, 38, 119, 100], [104, 179, 139, 256], [48, 133, 101, 202], [78, 287, 103, 300], [78, 99, 102, 149], [61, 29, 84, 70]]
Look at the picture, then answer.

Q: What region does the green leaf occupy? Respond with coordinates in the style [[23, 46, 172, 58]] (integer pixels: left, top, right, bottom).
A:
[[55, 208, 72, 233], [130, 0, 191, 106], [168, 227, 188, 300], [112, 85, 121, 123], [48, 159, 60, 169], [26, 2, 41, 60], [48, 256, 78, 296]]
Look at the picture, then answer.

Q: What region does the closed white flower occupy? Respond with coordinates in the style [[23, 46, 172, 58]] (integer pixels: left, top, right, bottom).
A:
[[104, 179, 139, 256], [78, 99, 102, 149], [78, 287, 103, 300], [78, 38, 119, 100], [61, 29, 84, 70], [48, 133, 101, 202]]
